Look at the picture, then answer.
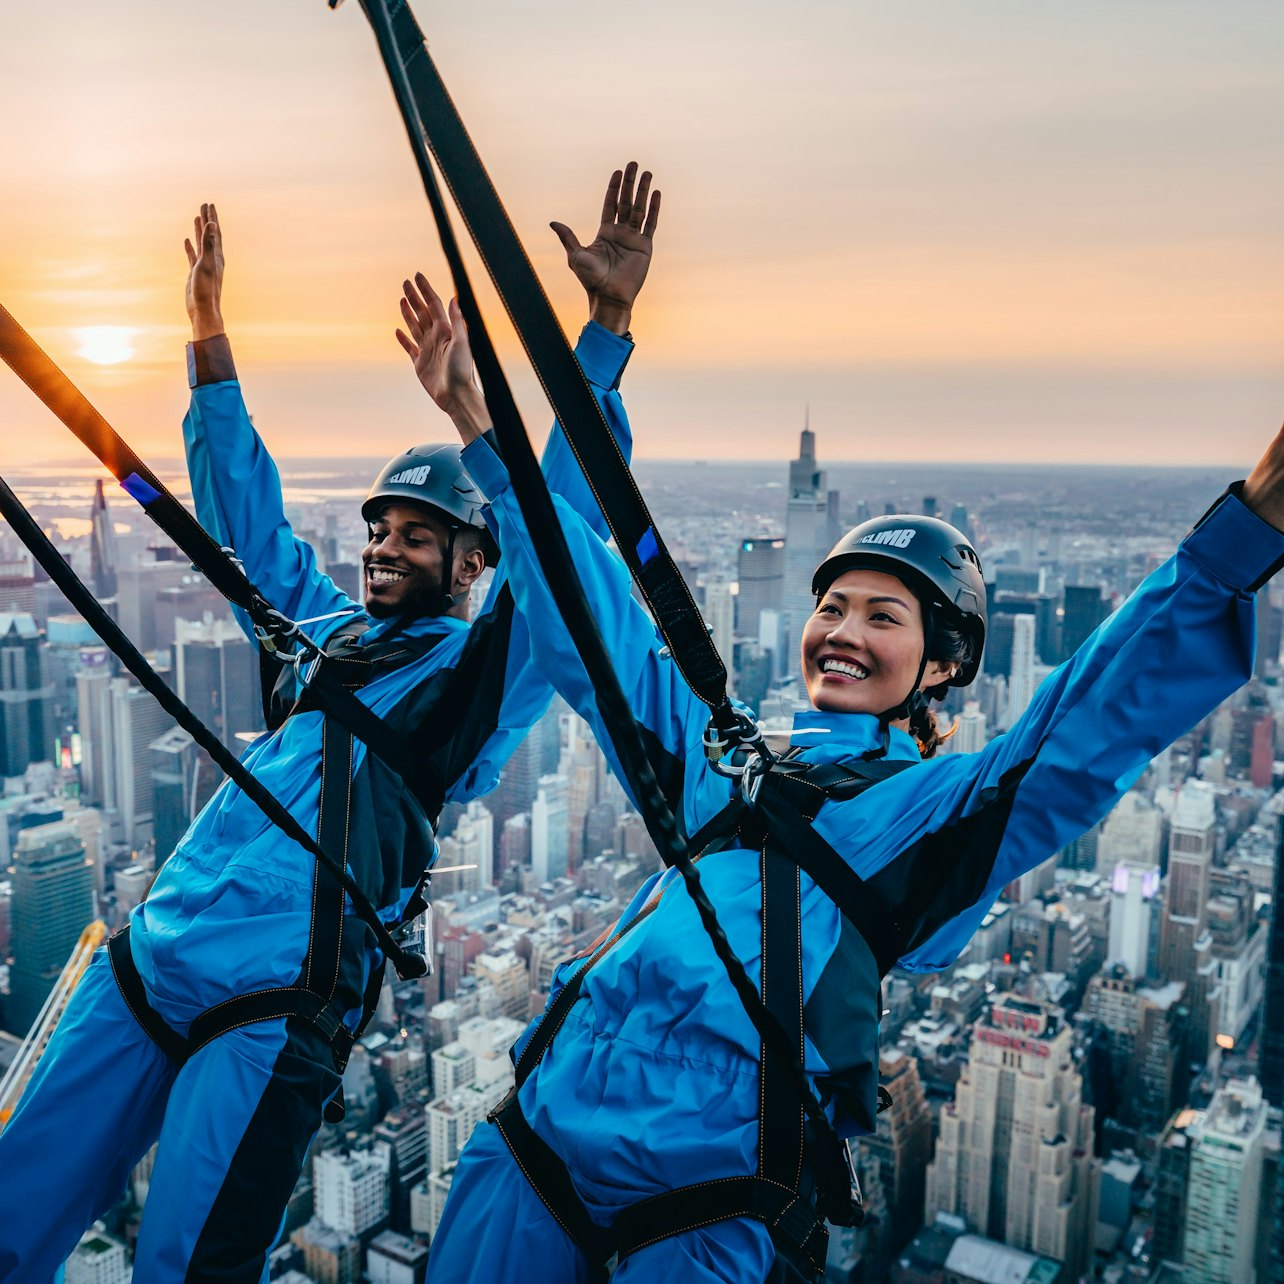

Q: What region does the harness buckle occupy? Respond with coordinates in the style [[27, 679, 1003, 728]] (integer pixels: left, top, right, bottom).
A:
[[704, 702, 775, 780]]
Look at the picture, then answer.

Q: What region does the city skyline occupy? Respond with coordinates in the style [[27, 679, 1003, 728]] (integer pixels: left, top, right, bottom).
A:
[[0, 1, 1281, 468]]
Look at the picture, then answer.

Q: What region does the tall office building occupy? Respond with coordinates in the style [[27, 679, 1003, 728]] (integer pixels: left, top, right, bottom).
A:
[[110, 676, 176, 848], [75, 647, 114, 807], [1183, 1078, 1267, 1284], [486, 699, 562, 829], [530, 773, 569, 885], [1107, 859, 1161, 977], [705, 579, 736, 692], [439, 801, 494, 894], [925, 996, 1099, 1282], [1160, 783, 1217, 1062], [736, 537, 785, 639], [948, 503, 971, 542], [6, 820, 94, 1034], [1061, 585, 1108, 661], [150, 727, 215, 862], [89, 478, 119, 600], [1095, 790, 1162, 880], [783, 424, 834, 679], [861, 1049, 932, 1254], [115, 553, 197, 653], [946, 701, 987, 754], [0, 611, 54, 775], [1005, 613, 1037, 727], [1082, 964, 1185, 1134], [174, 616, 262, 751], [1259, 804, 1284, 1105]]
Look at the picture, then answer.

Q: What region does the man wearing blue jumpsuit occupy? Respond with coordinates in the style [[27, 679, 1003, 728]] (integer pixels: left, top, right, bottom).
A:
[[399, 281, 1284, 1282], [0, 163, 661, 1281]]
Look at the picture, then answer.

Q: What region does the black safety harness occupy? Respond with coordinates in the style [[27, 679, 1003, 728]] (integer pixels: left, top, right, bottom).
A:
[[337, 0, 951, 1273], [487, 753, 913, 1280]]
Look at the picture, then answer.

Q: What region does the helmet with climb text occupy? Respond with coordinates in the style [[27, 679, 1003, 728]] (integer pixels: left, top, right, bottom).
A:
[[362, 443, 497, 567], [812, 514, 986, 688]]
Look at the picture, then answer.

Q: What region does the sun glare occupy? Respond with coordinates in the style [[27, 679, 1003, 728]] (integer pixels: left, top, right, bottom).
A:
[[73, 326, 137, 365]]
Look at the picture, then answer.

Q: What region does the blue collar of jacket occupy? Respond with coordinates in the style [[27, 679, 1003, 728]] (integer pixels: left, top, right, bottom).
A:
[[356, 612, 469, 644], [788, 709, 921, 763]]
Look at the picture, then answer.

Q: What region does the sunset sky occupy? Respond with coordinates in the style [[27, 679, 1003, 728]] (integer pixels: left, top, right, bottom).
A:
[[0, 1, 1281, 467]]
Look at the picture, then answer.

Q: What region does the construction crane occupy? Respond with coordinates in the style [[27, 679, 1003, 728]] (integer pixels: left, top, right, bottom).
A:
[[0, 920, 107, 1130]]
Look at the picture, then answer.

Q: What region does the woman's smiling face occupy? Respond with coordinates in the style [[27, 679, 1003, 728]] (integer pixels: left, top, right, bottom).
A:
[[801, 568, 953, 714]]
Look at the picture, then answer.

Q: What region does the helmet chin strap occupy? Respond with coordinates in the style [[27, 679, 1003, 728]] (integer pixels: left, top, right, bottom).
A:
[[437, 527, 459, 614]]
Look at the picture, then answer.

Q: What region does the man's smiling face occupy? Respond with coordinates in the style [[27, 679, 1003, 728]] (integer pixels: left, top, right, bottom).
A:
[[361, 502, 452, 618]]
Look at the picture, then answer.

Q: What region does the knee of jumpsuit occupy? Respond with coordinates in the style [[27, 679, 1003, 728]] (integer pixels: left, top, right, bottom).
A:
[[0, 951, 176, 1283], [131, 1014, 341, 1284]]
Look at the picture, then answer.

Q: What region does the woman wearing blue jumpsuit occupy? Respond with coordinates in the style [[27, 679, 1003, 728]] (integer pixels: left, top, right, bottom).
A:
[[397, 275, 1284, 1283], [0, 167, 658, 1283]]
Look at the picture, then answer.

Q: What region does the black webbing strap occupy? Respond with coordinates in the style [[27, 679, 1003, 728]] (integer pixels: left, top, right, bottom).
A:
[[0, 475, 425, 979], [357, 0, 733, 731], [751, 769, 912, 977], [0, 304, 278, 625], [107, 929, 188, 1064], [349, 0, 869, 1236], [759, 847, 806, 1200], [108, 927, 356, 1071], [611, 1177, 828, 1279]]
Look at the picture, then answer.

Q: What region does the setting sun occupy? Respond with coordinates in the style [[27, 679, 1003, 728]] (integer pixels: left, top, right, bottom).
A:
[[72, 326, 136, 366]]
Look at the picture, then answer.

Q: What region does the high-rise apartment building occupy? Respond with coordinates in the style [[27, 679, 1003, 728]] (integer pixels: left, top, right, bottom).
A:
[[1183, 1077, 1267, 1284], [313, 1142, 392, 1237], [6, 820, 94, 1033], [925, 996, 1099, 1281]]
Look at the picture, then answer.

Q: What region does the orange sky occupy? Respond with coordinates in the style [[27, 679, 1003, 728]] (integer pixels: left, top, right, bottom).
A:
[[0, 1, 1281, 466]]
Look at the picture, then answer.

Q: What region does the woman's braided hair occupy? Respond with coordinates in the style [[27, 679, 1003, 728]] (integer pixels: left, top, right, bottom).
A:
[[909, 606, 977, 759]]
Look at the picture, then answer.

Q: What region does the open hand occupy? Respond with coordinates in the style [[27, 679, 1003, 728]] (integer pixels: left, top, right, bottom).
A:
[[1243, 422, 1284, 534], [184, 203, 225, 341], [550, 161, 661, 336], [396, 274, 490, 443]]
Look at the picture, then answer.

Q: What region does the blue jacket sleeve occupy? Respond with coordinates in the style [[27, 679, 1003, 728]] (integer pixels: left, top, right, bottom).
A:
[[461, 437, 735, 833], [441, 324, 637, 802], [834, 488, 1284, 973], [182, 337, 355, 643]]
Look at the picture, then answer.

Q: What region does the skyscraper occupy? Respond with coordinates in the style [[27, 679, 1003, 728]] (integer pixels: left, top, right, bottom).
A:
[[736, 538, 784, 640], [925, 996, 1099, 1281], [1160, 783, 1217, 1062], [1183, 1078, 1267, 1284], [88, 478, 119, 600], [530, 774, 569, 885], [1006, 613, 1037, 727], [0, 612, 54, 775], [174, 616, 262, 752], [110, 677, 177, 848], [6, 820, 94, 1034], [1259, 803, 1284, 1105], [704, 579, 736, 693], [783, 422, 833, 680], [1061, 585, 1108, 661]]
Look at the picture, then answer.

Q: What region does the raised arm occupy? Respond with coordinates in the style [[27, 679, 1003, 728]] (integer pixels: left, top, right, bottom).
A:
[[182, 204, 353, 640], [839, 450, 1284, 974]]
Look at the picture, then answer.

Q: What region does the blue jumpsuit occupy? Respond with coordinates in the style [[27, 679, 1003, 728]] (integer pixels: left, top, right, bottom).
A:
[[0, 323, 635, 1283], [428, 438, 1284, 1283]]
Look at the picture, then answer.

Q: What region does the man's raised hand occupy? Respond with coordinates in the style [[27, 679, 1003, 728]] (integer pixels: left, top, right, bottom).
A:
[[184, 203, 225, 342], [396, 273, 491, 444], [550, 161, 661, 337]]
